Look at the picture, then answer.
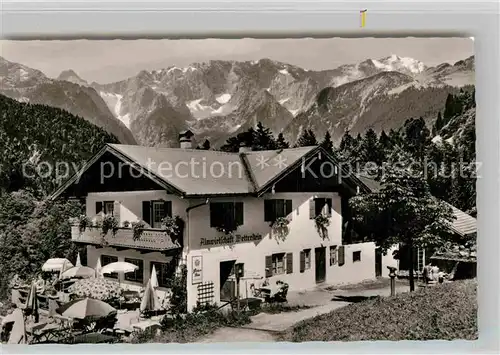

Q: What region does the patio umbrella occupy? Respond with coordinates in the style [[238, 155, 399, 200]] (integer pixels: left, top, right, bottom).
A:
[[101, 261, 139, 294], [59, 259, 73, 280], [24, 282, 39, 323], [101, 261, 138, 275], [56, 298, 116, 320], [140, 279, 161, 313], [150, 264, 159, 289], [61, 265, 96, 280], [76, 253, 82, 267], [95, 258, 103, 278], [42, 258, 73, 272]]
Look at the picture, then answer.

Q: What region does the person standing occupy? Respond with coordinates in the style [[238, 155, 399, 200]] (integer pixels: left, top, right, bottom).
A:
[[422, 262, 432, 284]]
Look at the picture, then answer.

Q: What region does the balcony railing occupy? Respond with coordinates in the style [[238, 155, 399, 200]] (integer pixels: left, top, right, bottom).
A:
[[71, 225, 181, 251]]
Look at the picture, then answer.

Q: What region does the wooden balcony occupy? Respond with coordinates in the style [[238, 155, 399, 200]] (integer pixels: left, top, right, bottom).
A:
[[71, 225, 181, 251]]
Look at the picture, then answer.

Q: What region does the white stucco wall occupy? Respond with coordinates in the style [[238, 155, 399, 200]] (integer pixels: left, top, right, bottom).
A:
[[85, 190, 188, 226], [381, 245, 400, 277], [185, 192, 376, 310], [80, 190, 377, 311]]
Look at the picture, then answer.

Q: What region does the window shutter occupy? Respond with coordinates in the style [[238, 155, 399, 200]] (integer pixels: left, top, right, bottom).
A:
[[300, 251, 305, 273], [286, 253, 293, 274], [235, 202, 244, 226], [275, 199, 285, 218], [142, 201, 151, 226], [338, 246, 345, 266], [285, 200, 293, 216], [95, 201, 103, 215], [326, 198, 333, 217], [164, 201, 172, 218], [113, 201, 121, 222], [265, 256, 273, 278], [309, 199, 316, 219], [264, 200, 274, 222], [209, 203, 219, 227]]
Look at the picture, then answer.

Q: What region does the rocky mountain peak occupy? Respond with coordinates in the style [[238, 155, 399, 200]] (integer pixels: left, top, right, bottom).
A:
[[57, 69, 88, 86]]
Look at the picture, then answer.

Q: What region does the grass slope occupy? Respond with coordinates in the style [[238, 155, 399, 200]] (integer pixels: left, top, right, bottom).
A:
[[280, 279, 477, 342]]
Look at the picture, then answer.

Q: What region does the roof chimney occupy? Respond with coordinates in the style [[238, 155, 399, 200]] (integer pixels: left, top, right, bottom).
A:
[[178, 130, 194, 149], [239, 142, 252, 153]]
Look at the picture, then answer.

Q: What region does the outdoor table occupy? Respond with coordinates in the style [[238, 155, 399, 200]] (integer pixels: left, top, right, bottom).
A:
[[27, 322, 73, 343]]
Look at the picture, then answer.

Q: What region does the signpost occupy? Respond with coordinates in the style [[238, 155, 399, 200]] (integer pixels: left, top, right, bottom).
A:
[[192, 256, 203, 285], [234, 263, 244, 311]]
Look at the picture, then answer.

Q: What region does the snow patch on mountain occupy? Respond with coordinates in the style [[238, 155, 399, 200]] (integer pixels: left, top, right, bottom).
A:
[[182, 66, 197, 73], [19, 68, 30, 80], [432, 135, 443, 144], [279, 68, 291, 76], [216, 93, 231, 104], [230, 124, 242, 133], [100, 91, 131, 127], [187, 98, 233, 120], [372, 55, 425, 74]]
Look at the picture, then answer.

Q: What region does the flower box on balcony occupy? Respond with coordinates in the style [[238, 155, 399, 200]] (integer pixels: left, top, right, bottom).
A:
[[71, 225, 181, 251]]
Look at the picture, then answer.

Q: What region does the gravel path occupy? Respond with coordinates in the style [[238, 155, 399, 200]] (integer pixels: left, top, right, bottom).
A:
[[199, 327, 277, 343]]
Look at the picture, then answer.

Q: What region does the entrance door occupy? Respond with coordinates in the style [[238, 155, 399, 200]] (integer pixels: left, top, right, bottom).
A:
[[219, 260, 236, 301], [315, 247, 326, 283], [375, 248, 382, 277]]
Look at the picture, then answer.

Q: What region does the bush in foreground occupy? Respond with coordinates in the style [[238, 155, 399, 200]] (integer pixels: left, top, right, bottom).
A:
[[280, 279, 477, 342]]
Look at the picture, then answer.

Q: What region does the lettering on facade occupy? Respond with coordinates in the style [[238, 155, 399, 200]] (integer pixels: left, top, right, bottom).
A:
[[192, 255, 203, 284], [199, 233, 263, 247]]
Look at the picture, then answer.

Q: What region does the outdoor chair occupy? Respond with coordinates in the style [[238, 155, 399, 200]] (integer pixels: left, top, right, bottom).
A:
[[94, 314, 118, 333]]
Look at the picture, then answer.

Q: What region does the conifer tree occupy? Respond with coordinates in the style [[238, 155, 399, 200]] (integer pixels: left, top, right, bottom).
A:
[[320, 131, 334, 154], [201, 139, 211, 150], [339, 130, 354, 153], [276, 132, 290, 149], [252, 122, 277, 151], [360, 128, 383, 165], [296, 129, 318, 147]]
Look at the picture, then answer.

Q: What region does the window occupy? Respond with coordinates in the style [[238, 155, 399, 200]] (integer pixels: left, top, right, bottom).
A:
[[300, 249, 311, 272], [272, 253, 286, 276], [95, 201, 115, 216], [210, 202, 244, 230], [150, 261, 174, 288], [101, 255, 118, 279], [265, 253, 293, 277], [124, 258, 144, 283], [104, 201, 114, 215], [264, 199, 292, 223], [330, 246, 338, 266], [142, 200, 172, 228], [309, 197, 332, 219], [152, 201, 165, 229], [353, 251, 361, 262]]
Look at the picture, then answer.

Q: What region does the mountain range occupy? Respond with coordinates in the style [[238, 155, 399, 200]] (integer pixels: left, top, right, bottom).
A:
[[0, 54, 474, 147]]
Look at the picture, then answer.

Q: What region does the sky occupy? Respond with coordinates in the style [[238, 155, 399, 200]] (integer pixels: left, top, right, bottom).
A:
[[0, 37, 474, 84]]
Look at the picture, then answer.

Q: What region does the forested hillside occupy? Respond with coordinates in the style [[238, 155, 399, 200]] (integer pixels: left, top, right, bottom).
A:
[[0, 94, 119, 299], [0, 94, 119, 196]]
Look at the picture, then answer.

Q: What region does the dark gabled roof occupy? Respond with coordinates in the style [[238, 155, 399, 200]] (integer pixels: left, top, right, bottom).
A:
[[49, 144, 364, 200], [356, 174, 477, 238]]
